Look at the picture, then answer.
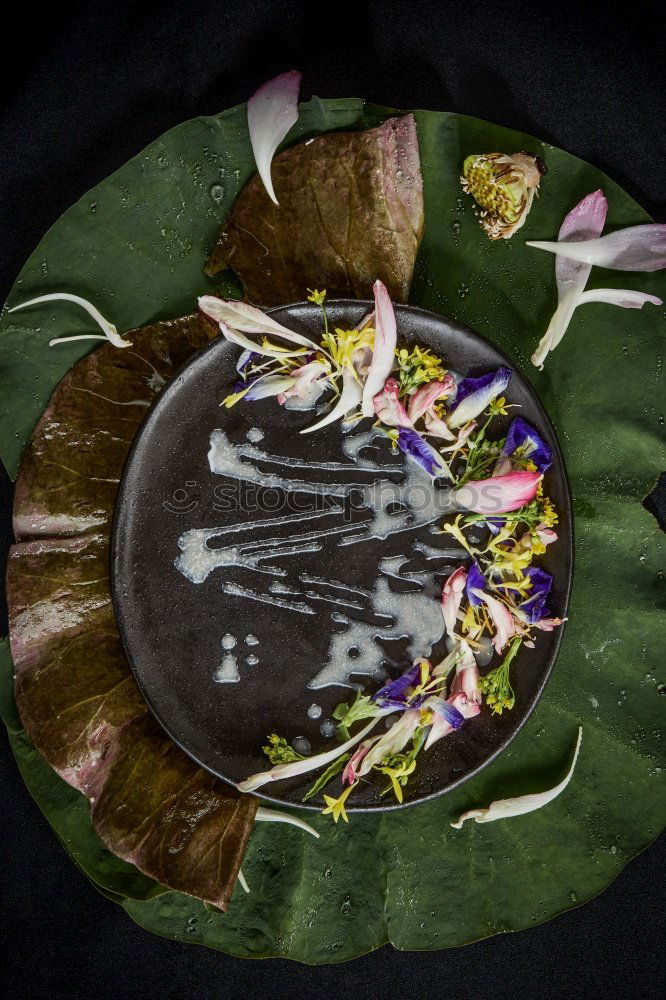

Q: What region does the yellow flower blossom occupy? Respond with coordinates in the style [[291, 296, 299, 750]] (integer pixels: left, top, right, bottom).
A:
[[488, 395, 510, 416], [540, 494, 559, 527], [461, 603, 478, 635], [307, 288, 327, 306], [396, 344, 447, 392], [322, 781, 358, 823], [322, 326, 375, 372], [378, 760, 416, 803], [440, 515, 478, 557], [222, 388, 250, 408], [491, 544, 534, 577], [261, 337, 307, 356]]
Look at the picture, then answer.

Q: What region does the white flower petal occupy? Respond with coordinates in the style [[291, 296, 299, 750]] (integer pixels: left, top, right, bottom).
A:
[[247, 71, 302, 206], [361, 280, 397, 417], [451, 727, 582, 828], [577, 288, 662, 309], [8, 292, 131, 348], [527, 224, 666, 272], [198, 295, 320, 350], [530, 191, 607, 368], [301, 368, 362, 434], [255, 806, 320, 838], [237, 868, 251, 893], [238, 716, 380, 791], [219, 321, 305, 360]]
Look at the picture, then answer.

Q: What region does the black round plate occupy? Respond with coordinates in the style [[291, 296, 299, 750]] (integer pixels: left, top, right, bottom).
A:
[[111, 301, 572, 811]]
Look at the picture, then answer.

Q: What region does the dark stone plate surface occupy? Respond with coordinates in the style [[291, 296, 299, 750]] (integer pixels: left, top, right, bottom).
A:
[[111, 301, 572, 810]]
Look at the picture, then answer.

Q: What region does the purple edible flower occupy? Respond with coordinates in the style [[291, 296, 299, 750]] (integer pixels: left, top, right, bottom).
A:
[[397, 427, 445, 477], [502, 417, 553, 473], [465, 561, 486, 606], [429, 698, 466, 729], [372, 664, 422, 709], [448, 367, 512, 428], [520, 566, 553, 623], [232, 371, 262, 393], [485, 517, 505, 535], [236, 349, 258, 374]]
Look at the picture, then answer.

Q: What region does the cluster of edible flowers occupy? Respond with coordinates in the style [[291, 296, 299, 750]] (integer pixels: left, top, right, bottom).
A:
[[240, 645, 483, 822], [199, 283, 545, 516], [440, 414, 562, 713], [209, 283, 567, 818]]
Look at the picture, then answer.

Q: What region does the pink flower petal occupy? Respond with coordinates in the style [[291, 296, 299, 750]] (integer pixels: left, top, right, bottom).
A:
[[470, 589, 517, 653], [453, 470, 541, 514], [342, 739, 376, 785], [407, 376, 456, 422], [247, 70, 302, 206], [532, 616, 565, 632], [373, 377, 412, 427], [423, 405, 456, 440], [440, 421, 476, 451], [558, 188, 608, 244], [279, 360, 328, 403], [441, 566, 467, 635], [527, 224, 666, 272], [536, 524, 558, 546], [362, 280, 397, 417], [450, 641, 482, 704], [277, 361, 327, 406], [530, 190, 608, 369]]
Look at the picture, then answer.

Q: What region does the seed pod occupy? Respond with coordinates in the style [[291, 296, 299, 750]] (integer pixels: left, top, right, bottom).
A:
[[461, 152, 546, 240]]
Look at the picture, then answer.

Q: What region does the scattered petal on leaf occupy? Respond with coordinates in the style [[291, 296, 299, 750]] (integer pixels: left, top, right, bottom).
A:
[[451, 727, 582, 828], [527, 225, 666, 272], [255, 806, 320, 838], [9, 292, 132, 348], [247, 70, 302, 206]]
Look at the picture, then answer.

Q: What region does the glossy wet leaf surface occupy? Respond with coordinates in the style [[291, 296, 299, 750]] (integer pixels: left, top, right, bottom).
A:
[[205, 114, 424, 304], [4, 314, 259, 910], [0, 99, 664, 962]]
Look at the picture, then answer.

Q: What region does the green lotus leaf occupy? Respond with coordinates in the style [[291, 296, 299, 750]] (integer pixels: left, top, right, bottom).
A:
[[0, 98, 664, 963], [205, 114, 424, 305]]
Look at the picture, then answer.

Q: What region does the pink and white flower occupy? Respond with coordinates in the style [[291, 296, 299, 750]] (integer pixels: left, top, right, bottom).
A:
[[441, 565, 467, 634], [450, 641, 482, 704], [247, 70, 302, 205], [276, 360, 328, 404], [407, 376, 456, 423], [453, 470, 542, 514], [342, 739, 377, 785], [361, 280, 397, 417], [373, 377, 412, 427], [469, 588, 518, 653], [424, 692, 481, 750]]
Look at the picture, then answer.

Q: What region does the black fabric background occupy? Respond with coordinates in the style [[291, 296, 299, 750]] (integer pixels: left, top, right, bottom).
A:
[[0, 2, 663, 997]]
